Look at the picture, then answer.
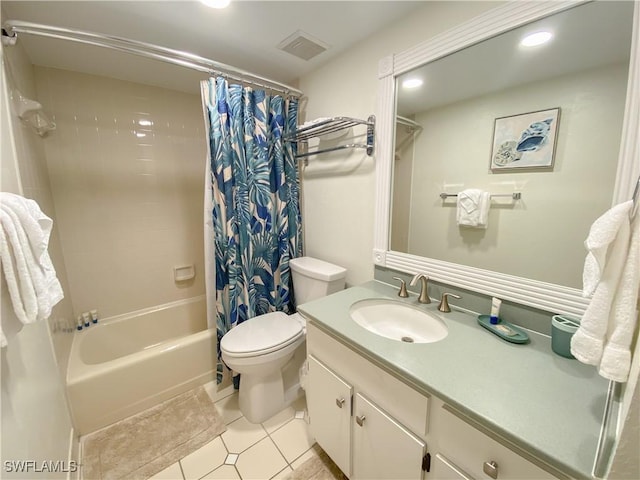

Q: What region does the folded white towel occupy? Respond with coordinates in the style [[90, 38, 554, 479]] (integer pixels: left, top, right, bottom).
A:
[[0, 193, 63, 346], [457, 189, 491, 229], [599, 213, 640, 382], [583, 201, 633, 297], [571, 200, 633, 367]]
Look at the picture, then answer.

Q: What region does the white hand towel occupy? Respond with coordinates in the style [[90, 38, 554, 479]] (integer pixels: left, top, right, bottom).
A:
[[457, 189, 491, 229], [583, 201, 633, 297], [571, 200, 633, 366], [599, 214, 640, 382], [0, 193, 63, 346]]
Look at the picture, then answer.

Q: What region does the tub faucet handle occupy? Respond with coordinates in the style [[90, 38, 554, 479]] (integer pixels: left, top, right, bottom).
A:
[[438, 293, 461, 313], [392, 277, 409, 298], [410, 273, 431, 304]]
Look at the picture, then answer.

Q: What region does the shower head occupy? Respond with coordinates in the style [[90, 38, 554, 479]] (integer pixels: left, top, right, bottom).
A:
[[13, 89, 43, 118], [12, 89, 56, 136]]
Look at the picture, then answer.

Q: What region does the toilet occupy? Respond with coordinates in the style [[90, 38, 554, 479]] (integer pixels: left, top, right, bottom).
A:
[[220, 256, 347, 423]]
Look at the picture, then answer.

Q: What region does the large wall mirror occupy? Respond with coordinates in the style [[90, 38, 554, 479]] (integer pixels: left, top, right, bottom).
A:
[[374, 1, 640, 316]]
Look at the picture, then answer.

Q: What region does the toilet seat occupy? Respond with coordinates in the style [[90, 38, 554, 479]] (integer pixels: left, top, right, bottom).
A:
[[221, 312, 304, 358]]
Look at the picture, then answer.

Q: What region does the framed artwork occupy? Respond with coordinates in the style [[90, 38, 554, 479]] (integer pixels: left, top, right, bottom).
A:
[[490, 107, 560, 172]]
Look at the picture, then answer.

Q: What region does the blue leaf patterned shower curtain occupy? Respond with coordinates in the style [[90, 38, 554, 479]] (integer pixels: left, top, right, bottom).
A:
[[201, 77, 302, 383]]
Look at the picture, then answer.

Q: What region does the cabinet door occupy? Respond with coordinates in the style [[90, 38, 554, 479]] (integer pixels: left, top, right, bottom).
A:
[[307, 355, 352, 477], [353, 393, 426, 480], [431, 454, 474, 480]]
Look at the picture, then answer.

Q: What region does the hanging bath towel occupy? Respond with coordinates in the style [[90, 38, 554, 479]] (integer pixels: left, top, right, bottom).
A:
[[571, 200, 634, 373], [598, 212, 640, 382], [0, 193, 63, 346]]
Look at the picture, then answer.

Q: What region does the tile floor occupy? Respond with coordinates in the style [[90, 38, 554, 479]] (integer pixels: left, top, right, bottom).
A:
[[148, 382, 321, 480]]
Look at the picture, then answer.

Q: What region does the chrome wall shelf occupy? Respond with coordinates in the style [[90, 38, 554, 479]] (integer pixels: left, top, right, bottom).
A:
[[288, 115, 375, 159]]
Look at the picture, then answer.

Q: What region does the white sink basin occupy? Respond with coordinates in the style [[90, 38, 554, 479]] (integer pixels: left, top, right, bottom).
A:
[[349, 299, 448, 344]]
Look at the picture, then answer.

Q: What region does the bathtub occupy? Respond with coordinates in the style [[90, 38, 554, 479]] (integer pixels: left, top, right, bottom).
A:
[[66, 295, 216, 435]]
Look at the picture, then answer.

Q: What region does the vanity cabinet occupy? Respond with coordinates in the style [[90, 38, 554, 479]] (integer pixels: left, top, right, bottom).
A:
[[306, 322, 561, 480], [307, 324, 430, 479]]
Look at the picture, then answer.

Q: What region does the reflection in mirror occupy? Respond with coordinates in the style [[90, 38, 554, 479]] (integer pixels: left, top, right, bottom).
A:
[[391, 1, 633, 289]]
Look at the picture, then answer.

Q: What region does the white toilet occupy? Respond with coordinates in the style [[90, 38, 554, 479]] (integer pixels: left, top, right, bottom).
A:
[[220, 256, 347, 423]]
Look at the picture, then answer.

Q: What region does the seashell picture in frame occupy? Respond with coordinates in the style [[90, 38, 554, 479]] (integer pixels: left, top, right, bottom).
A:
[[490, 107, 560, 172]]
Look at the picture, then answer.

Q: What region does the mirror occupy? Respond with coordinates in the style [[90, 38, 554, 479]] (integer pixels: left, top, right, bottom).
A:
[[375, 1, 639, 316]]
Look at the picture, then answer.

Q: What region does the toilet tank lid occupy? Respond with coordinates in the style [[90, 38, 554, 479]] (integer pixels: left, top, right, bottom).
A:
[[290, 256, 346, 282]]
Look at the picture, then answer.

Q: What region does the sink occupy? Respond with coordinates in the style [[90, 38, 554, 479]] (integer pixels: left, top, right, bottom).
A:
[[349, 299, 448, 344]]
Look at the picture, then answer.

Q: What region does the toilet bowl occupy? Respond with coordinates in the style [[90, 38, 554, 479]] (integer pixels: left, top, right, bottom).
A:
[[220, 256, 346, 423], [221, 311, 306, 423]]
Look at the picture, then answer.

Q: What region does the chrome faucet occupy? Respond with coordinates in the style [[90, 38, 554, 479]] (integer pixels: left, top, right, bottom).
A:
[[438, 292, 461, 313], [410, 273, 431, 304]]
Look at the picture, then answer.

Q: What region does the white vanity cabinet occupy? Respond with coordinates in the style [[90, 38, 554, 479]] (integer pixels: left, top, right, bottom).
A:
[[307, 324, 430, 479], [306, 322, 561, 480]]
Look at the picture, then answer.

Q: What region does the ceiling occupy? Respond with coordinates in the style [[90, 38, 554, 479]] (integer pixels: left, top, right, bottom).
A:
[[1, 1, 423, 95], [397, 1, 634, 115]]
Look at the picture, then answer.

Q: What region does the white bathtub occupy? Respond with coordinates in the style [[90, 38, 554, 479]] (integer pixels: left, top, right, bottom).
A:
[[66, 296, 216, 435]]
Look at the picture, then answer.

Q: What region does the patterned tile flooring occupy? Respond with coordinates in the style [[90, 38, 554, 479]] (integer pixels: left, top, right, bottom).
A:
[[148, 382, 322, 480]]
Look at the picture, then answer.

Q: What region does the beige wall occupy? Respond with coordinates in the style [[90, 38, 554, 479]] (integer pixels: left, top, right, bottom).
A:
[[298, 2, 637, 475], [1, 42, 75, 477], [405, 64, 626, 289], [297, 1, 501, 286], [35, 67, 207, 319]]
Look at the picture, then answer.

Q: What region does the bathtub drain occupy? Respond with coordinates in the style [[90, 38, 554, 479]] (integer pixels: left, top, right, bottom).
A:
[[401, 336, 414, 343]]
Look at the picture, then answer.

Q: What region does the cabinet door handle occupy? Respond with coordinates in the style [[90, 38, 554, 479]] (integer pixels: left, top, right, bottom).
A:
[[356, 415, 366, 426], [483, 461, 498, 479], [335, 398, 345, 408]]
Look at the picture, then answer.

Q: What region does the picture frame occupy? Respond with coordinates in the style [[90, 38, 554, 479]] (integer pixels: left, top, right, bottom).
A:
[[490, 107, 560, 172]]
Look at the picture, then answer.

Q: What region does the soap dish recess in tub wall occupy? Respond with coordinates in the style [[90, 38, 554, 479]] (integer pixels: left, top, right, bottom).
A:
[[174, 264, 195, 282]]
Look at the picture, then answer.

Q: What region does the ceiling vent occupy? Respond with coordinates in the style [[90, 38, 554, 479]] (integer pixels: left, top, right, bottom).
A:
[[277, 30, 329, 61]]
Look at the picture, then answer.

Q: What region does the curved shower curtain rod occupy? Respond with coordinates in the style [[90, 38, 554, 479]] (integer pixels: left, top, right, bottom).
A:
[[1, 20, 304, 98]]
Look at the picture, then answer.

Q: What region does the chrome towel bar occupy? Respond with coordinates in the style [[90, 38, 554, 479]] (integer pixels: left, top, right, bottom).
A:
[[440, 192, 522, 200]]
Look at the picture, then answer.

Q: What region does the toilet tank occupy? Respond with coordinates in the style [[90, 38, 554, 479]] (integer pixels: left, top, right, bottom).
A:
[[290, 257, 347, 306]]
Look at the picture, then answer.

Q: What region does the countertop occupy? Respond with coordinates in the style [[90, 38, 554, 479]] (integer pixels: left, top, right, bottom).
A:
[[298, 281, 609, 479]]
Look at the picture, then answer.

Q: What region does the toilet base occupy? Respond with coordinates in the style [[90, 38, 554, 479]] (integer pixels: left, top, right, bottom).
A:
[[239, 369, 284, 423], [236, 343, 306, 423]]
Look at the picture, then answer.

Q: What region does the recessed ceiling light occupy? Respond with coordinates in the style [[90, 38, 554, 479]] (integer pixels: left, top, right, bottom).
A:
[[200, 0, 230, 8], [402, 78, 423, 89], [520, 31, 553, 47]]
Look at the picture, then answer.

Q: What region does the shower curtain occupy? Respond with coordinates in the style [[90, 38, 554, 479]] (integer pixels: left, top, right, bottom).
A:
[[201, 77, 302, 383]]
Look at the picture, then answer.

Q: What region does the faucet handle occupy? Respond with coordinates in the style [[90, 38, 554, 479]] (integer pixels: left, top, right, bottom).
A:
[[392, 277, 409, 298], [438, 293, 461, 313]]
